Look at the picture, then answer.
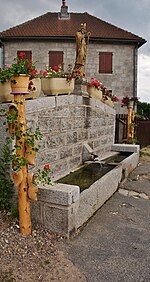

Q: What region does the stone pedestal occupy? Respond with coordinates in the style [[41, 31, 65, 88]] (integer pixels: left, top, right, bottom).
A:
[[73, 79, 89, 97]]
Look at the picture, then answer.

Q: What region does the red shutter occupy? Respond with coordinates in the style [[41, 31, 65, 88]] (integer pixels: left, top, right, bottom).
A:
[[49, 51, 64, 69], [99, 52, 113, 74], [17, 51, 32, 60]]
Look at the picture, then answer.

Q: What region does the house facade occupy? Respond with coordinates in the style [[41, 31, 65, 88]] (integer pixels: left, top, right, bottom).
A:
[[0, 1, 146, 102]]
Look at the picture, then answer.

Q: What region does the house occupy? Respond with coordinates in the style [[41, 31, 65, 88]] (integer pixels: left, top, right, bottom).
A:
[[0, 0, 146, 102]]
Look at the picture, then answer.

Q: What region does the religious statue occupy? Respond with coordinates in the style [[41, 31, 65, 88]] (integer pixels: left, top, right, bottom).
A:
[[74, 23, 91, 76]]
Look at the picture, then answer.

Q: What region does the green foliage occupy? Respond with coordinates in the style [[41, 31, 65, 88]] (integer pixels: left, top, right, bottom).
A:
[[34, 165, 53, 186], [137, 101, 150, 119], [0, 137, 15, 212], [25, 127, 43, 152]]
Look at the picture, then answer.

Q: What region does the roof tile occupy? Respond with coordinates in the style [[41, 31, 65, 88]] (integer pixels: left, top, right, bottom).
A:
[[0, 12, 146, 45]]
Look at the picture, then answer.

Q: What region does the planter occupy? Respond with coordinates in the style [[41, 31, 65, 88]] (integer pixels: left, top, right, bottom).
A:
[[0, 81, 13, 103], [103, 97, 114, 108], [11, 74, 29, 93], [128, 100, 134, 109], [87, 86, 102, 101], [25, 78, 41, 99], [41, 78, 74, 95]]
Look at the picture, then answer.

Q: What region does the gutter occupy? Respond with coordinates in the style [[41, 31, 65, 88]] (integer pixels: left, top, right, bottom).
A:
[[0, 36, 146, 48]]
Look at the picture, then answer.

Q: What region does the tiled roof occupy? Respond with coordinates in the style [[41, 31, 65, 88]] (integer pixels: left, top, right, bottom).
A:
[[0, 12, 146, 46]]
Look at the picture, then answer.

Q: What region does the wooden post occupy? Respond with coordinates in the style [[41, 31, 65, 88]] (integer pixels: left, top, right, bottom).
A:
[[127, 106, 135, 143], [14, 94, 31, 235]]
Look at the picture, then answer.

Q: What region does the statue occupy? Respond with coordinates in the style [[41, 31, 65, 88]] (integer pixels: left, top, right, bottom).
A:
[[74, 23, 91, 77]]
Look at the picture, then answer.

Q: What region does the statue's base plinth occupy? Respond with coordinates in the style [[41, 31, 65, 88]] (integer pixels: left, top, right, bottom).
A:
[[72, 79, 89, 97]]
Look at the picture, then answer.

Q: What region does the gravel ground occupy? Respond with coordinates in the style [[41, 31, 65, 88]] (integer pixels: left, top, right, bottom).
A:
[[0, 214, 86, 282]]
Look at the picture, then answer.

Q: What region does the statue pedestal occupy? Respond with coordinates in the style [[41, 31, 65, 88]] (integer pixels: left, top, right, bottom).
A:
[[73, 79, 89, 97]]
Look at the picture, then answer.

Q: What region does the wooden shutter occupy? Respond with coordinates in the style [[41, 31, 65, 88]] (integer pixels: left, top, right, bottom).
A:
[[17, 51, 32, 60], [99, 52, 113, 74], [49, 51, 64, 69]]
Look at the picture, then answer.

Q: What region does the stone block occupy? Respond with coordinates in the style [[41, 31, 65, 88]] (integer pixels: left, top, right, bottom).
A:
[[112, 144, 140, 153], [66, 131, 78, 144], [77, 166, 122, 228], [43, 201, 79, 237], [38, 183, 79, 206]]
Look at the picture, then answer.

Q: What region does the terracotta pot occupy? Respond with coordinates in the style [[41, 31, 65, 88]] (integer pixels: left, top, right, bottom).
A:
[[0, 81, 13, 103], [11, 74, 29, 93], [41, 77, 74, 95], [87, 86, 102, 101], [25, 78, 41, 99]]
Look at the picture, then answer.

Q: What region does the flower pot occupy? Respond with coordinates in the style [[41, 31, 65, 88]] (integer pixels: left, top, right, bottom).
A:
[[87, 86, 102, 101], [103, 97, 114, 108], [0, 81, 13, 103], [25, 143, 36, 166], [41, 77, 74, 95], [11, 74, 29, 93], [25, 78, 41, 99], [128, 100, 134, 109]]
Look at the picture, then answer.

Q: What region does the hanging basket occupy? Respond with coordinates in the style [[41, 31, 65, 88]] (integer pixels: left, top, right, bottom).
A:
[[11, 74, 29, 93]]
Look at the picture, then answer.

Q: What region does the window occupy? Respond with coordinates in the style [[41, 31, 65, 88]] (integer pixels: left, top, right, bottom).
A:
[[49, 51, 64, 69], [17, 51, 32, 60], [99, 52, 113, 74]]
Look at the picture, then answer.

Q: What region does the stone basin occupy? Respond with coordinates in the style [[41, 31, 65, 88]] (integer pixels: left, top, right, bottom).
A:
[[31, 144, 140, 238]]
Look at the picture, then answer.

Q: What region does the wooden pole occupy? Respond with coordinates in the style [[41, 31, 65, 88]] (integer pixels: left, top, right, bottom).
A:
[[127, 106, 132, 142], [127, 106, 135, 143], [14, 94, 31, 235]]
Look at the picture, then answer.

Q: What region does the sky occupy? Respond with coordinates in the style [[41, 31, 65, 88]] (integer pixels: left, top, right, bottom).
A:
[[0, 0, 150, 103]]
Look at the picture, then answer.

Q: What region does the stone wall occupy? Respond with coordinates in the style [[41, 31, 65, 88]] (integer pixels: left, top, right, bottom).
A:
[[0, 94, 116, 180], [4, 40, 136, 102]]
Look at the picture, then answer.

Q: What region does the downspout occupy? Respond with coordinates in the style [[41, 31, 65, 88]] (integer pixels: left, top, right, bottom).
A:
[[0, 40, 5, 65], [133, 45, 138, 98], [133, 45, 138, 112]]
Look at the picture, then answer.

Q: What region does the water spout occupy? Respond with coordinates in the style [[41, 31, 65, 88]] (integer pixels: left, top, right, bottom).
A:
[[82, 143, 98, 163]]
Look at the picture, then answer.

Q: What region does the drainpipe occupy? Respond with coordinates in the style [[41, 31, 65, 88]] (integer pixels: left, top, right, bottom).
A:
[[133, 45, 138, 98], [0, 40, 5, 65]]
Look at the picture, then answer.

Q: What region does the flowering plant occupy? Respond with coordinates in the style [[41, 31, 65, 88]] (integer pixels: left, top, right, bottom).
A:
[[72, 70, 86, 81], [40, 64, 74, 82], [87, 78, 102, 90], [10, 52, 38, 78], [88, 77, 119, 102], [0, 64, 12, 83], [33, 164, 53, 186], [103, 89, 119, 102], [121, 96, 139, 107]]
